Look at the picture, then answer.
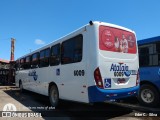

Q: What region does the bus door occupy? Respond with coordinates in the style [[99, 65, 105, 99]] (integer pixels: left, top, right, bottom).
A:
[[60, 34, 87, 102]]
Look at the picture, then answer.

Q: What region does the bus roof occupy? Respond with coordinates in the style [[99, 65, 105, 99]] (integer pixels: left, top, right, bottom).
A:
[[138, 36, 160, 45], [97, 21, 135, 34], [17, 21, 135, 60]]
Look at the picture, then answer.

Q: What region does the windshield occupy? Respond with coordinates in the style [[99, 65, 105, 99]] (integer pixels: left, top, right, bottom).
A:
[[99, 25, 137, 54]]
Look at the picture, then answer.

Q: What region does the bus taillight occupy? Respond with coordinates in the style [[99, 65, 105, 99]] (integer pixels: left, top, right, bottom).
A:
[[94, 67, 103, 88], [136, 70, 139, 86]]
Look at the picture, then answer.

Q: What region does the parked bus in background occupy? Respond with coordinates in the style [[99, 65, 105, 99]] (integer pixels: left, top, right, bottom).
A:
[[138, 36, 160, 107], [15, 21, 139, 107]]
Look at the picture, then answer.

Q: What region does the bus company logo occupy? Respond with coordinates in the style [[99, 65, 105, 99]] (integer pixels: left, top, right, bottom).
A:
[[2, 103, 17, 117], [28, 70, 38, 81], [110, 63, 131, 77]]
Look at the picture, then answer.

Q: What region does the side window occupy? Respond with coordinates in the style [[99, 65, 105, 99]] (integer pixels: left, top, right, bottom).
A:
[[61, 34, 83, 64], [46, 48, 50, 58], [40, 50, 45, 67], [24, 56, 31, 69], [39, 48, 50, 67], [50, 44, 60, 66], [15, 60, 20, 71], [31, 53, 39, 68], [156, 42, 160, 65], [20, 58, 25, 70], [139, 47, 149, 67], [139, 43, 159, 67]]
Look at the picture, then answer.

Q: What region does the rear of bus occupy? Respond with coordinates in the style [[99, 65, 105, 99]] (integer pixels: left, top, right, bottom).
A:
[[88, 22, 139, 102]]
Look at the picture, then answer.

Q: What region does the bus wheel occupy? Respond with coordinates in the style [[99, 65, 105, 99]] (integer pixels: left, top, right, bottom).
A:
[[19, 81, 23, 93], [49, 85, 59, 107], [138, 84, 160, 107]]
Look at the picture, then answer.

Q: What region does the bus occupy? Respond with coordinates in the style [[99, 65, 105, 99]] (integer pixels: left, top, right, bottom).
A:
[[138, 36, 160, 107], [15, 21, 139, 107]]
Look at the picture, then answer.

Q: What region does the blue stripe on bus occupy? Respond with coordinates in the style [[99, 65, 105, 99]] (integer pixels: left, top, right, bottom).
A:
[[88, 85, 139, 103], [139, 67, 160, 92]]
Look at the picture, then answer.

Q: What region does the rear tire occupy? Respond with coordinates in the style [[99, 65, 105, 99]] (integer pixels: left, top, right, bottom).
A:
[[138, 84, 160, 107], [49, 85, 59, 107]]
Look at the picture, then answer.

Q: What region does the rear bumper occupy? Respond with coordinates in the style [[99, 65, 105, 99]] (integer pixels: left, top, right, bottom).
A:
[[88, 85, 139, 103]]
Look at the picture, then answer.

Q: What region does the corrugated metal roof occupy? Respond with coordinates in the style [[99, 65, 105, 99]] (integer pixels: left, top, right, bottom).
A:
[[0, 58, 9, 63], [138, 36, 160, 45]]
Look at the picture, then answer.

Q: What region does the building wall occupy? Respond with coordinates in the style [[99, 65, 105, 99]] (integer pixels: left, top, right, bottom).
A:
[[0, 62, 9, 69]]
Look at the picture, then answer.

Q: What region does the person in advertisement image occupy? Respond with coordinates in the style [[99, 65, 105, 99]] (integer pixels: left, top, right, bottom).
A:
[[100, 28, 136, 54], [114, 36, 125, 53], [101, 27, 136, 54], [114, 37, 120, 52], [122, 34, 129, 53], [114, 34, 132, 53]]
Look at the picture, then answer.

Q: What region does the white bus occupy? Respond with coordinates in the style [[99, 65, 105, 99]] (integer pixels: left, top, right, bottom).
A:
[[15, 21, 139, 107]]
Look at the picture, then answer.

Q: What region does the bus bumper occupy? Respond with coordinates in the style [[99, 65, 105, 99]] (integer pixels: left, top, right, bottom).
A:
[[88, 85, 139, 103]]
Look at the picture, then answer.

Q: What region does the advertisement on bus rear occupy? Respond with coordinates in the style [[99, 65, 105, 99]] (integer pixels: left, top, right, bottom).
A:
[[99, 26, 137, 54]]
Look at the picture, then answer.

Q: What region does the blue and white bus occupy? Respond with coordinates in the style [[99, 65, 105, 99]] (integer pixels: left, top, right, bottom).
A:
[[138, 36, 160, 107], [15, 21, 139, 107]]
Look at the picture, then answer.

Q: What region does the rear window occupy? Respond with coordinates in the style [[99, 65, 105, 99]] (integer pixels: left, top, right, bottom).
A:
[[99, 25, 137, 54]]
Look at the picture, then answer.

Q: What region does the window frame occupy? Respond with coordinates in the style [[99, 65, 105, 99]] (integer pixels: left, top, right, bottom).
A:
[[50, 43, 60, 66], [39, 48, 50, 68], [61, 34, 83, 65], [24, 56, 31, 69], [138, 41, 160, 67], [31, 52, 39, 68], [20, 58, 25, 70]]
